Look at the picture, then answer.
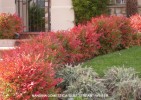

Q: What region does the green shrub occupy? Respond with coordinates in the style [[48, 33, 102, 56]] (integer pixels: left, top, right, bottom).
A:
[[104, 67, 141, 100], [72, 0, 109, 24]]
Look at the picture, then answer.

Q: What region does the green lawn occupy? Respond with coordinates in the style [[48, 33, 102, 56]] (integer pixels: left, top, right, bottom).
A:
[[83, 46, 141, 77]]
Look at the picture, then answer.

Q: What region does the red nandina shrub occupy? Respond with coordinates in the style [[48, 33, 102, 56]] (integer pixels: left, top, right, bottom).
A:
[[0, 13, 23, 38], [130, 14, 141, 45], [112, 16, 134, 48], [28, 33, 67, 65], [90, 15, 134, 54], [8, 32, 66, 65], [56, 31, 83, 63], [132, 33, 141, 46], [19, 27, 100, 64], [0, 13, 23, 39], [55, 24, 101, 63], [22, 29, 100, 64], [0, 45, 62, 100], [5, 32, 67, 66], [71, 24, 101, 58], [130, 14, 141, 32]]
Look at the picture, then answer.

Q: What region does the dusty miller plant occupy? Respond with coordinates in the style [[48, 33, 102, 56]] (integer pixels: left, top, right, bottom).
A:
[[56, 64, 108, 100], [104, 67, 141, 100]]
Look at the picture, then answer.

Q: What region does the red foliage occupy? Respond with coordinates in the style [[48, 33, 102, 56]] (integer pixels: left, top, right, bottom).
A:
[[90, 15, 135, 54], [130, 14, 141, 32], [0, 28, 100, 99], [56, 31, 83, 63], [15, 25, 101, 65], [27, 33, 67, 65], [0, 13, 23, 38], [71, 24, 101, 58], [0, 41, 62, 100], [130, 14, 141, 46], [1, 14, 141, 100]]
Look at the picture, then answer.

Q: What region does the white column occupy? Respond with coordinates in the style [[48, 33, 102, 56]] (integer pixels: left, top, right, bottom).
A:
[[51, 0, 75, 31], [45, 1, 49, 31], [0, 0, 16, 14], [0, 0, 3, 12]]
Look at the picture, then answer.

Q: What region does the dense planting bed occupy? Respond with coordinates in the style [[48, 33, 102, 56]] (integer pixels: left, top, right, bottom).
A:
[[84, 46, 141, 76], [1, 14, 141, 99]]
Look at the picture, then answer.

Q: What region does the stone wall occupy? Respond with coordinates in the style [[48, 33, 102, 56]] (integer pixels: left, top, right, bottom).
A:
[[109, 5, 141, 16], [108, 5, 126, 16]]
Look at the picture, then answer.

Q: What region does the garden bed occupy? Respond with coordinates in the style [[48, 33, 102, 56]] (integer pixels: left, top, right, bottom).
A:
[[0, 14, 141, 100]]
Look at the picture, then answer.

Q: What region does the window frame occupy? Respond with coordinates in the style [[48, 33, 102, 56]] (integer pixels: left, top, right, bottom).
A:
[[109, 0, 126, 5]]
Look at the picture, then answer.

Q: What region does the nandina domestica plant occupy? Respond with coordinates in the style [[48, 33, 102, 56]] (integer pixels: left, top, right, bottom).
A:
[[25, 33, 68, 65], [1, 14, 141, 100], [55, 31, 83, 63], [0, 13, 23, 39], [0, 44, 62, 100], [17, 29, 101, 65], [130, 14, 141, 45], [70, 24, 101, 58], [130, 14, 141, 32], [90, 15, 135, 54]]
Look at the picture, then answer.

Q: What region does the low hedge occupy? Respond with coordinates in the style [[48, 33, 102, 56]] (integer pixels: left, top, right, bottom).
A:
[[0, 41, 62, 100], [0, 15, 141, 99], [89, 15, 135, 54]]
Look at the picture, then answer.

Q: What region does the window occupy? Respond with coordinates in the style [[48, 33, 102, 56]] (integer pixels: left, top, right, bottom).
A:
[[36, 0, 45, 8], [110, 0, 126, 4], [116, 0, 126, 4]]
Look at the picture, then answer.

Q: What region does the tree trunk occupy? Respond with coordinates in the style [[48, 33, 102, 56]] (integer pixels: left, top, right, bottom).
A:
[[126, 0, 138, 17]]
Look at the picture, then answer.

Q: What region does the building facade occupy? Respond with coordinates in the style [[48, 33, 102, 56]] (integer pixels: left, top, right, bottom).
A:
[[0, 0, 141, 32], [109, 0, 141, 16], [0, 0, 75, 32]]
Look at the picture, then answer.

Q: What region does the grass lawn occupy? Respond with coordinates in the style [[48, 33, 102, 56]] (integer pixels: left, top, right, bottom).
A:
[[83, 46, 141, 77]]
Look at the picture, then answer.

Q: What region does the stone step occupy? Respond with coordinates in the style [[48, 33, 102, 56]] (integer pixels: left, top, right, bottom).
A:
[[0, 39, 30, 47], [0, 39, 30, 59], [0, 47, 15, 50], [0, 39, 17, 47]]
